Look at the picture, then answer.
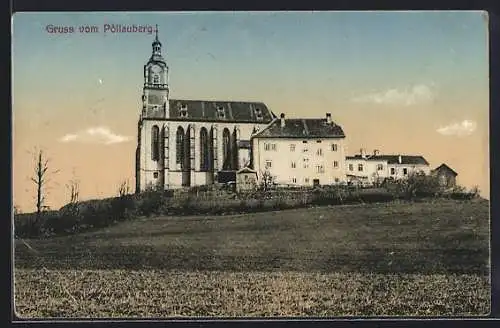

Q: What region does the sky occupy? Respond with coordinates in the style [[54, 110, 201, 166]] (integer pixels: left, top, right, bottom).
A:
[[12, 11, 490, 212]]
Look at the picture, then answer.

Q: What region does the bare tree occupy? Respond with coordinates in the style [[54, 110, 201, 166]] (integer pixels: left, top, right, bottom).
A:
[[66, 178, 80, 204], [118, 179, 131, 197], [30, 149, 59, 220], [259, 170, 275, 192]]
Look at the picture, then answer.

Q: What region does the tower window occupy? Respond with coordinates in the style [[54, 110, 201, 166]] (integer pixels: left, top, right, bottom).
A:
[[153, 75, 159, 84]]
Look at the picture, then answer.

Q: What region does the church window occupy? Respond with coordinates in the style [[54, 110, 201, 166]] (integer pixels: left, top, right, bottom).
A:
[[151, 125, 160, 161], [217, 106, 225, 119], [254, 107, 263, 120], [176, 126, 185, 168], [153, 75, 159, 84], [153, 172, 159, 179], [222, 128, 232, 170], [200, 127, 209, 171], [180, 104, 188, 118]]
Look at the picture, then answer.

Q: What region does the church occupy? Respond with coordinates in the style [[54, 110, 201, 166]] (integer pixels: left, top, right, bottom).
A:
[[135, 31, 278, 192]]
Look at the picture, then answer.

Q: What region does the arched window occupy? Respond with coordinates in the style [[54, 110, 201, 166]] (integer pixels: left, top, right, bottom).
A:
[[151, 125, 160, 161], [176, 126, 185, 168], [222, 128, 231, 170], [200, 127, 209, 171], [153, 75, 159, 84]]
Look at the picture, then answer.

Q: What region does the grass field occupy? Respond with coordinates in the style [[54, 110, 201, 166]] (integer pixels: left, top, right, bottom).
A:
[[14, 199, 491, 317]]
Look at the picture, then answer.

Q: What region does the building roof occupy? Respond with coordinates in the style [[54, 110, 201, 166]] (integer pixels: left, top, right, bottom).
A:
[[167, 99, 275, 123], [251, 118, 345, 139], [237, 167, 257, 174], [432, 163, 458, 176], [346, 154, 429, 165]]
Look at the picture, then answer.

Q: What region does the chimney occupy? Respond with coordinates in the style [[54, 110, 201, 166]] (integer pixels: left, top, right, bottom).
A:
[[398, 155, 402, 164], [360, 148, 366, 159], [326, 113, 332, 124], [280, 113, 285, 128], [373, 149, 380, 156]]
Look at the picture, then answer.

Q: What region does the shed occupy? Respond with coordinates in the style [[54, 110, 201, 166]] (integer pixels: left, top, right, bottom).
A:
[[236, 167, 258, 192], [432, 163, 458, 188]]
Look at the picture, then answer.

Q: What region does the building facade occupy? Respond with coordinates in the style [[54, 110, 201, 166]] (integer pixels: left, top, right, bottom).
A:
[[250, 113, 347, 187], [432, 163, 458, 189], [346, 150, 430, 186], [135, 33, 275, 192]]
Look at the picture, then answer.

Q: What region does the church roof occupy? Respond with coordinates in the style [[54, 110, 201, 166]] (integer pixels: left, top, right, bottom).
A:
[[251, 118, 345, 139], [168, 99, 276, 123]]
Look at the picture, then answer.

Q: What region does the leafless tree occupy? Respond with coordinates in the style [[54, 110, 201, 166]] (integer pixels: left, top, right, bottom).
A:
[[30, 148, 59, 220], [66, 178, 80, 204], [259, 170, 275, 192], [118, 179, 131, 197]]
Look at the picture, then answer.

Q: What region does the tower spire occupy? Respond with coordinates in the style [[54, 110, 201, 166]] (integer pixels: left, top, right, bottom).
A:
[[154, 24, 159, 42]]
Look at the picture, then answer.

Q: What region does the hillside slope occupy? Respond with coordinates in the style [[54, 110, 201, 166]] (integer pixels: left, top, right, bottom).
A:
[[15, 199, 490, 275]]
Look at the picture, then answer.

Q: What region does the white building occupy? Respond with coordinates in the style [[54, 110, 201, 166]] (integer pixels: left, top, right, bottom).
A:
[[135, 32, 276, 192], [250, 113, 347, 187], [345, 149, 430, 186]]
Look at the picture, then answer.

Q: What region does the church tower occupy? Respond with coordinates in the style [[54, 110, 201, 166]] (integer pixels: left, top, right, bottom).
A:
[[136, 27, 170, 193], [141, 26, 170, 119]]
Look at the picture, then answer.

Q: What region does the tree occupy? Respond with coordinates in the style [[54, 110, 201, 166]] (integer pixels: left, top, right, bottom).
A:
[[259, 169, 275, 192], [66, 178, 80, 204], [118, 179, 131, 197], [394, 170, 441, 200], [30, 148, 59, 220]]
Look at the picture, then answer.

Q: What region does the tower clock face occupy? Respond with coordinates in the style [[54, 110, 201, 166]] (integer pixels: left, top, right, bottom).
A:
[[151, 65, 161, 74]]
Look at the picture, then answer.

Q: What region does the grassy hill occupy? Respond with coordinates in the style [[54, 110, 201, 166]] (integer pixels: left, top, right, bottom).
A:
[[14, 199, 490, 317]]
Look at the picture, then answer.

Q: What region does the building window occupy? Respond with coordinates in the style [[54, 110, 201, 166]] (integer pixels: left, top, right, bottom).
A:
[[303, 140, 308, 144], [290, 144, 296, 152], [151, 125, 160, 161], [304, 178, 310, 183], [349, 164, 353, 171], [291, 161, 296, 168], [264, 143, 276, 151], [403, 168, 408, 175], [176, 126, 185, 168], [222, 128, 232, 170], [303, 158, 310, 168], [331, 144, 338, 151], [265, 160, 272, 169], [292, 177, 297, 183], [303, 147, 309, 153], [316, 140, 322, 143], [335, 178, 340, 183], [377, 164, 384, 171], [200, 127, 209, 171], [316, 165, 325, 174], [153, 75, 159, 84], [391, 168, 396, 175], [317, 148, 323, 156], [358, 164, 363, 172], [333, 161, 339, 168], [153, 172, 159, 179]]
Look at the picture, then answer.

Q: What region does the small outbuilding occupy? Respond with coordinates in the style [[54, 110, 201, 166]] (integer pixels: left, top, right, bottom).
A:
[[432, 163, 458, 189], [236, 167, 258, 192]]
